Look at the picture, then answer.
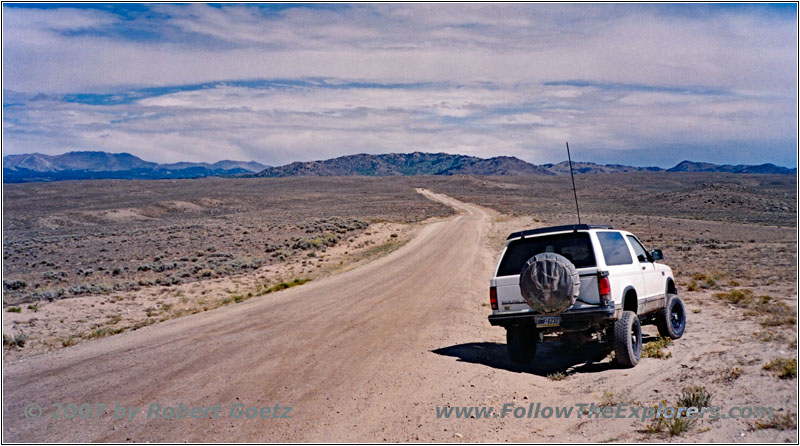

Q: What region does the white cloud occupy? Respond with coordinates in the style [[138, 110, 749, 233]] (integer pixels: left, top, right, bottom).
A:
[[1, 4, 796, 167], [3, 4, 796, 92]]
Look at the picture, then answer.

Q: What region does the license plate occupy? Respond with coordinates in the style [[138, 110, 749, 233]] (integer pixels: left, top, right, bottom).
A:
[[535, 315, 561, 328]]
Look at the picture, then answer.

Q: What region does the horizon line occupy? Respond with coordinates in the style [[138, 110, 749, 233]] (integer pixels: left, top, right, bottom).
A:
[[2, 149, 797, 171]]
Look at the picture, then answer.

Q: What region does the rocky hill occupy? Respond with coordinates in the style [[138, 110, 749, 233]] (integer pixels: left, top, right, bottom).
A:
[[256, 152, 551, 178], [667, 160, 796, 174], [255, 152, 552, 177]]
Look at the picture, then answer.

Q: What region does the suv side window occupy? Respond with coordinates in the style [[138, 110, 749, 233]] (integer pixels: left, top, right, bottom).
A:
[[627, 235, 652, 263], [596, 231, 633, 266]]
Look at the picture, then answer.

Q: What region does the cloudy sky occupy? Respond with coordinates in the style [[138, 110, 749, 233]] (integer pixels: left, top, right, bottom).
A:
[[2, 3, 797, 167]]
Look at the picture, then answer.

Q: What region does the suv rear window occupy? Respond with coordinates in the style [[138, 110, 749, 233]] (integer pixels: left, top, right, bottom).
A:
[[596, 231, 633, 266], [497, 232, 596, 276]]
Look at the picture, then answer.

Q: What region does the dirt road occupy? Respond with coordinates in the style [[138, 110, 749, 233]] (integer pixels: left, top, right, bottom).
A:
[[2, 190, 492, 442], [3, 191, 795, 442]]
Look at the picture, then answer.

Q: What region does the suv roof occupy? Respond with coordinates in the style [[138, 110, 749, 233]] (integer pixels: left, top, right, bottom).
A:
[[506, 224, 613, 240]]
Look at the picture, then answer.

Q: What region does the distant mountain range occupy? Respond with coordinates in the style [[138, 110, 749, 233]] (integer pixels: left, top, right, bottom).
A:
[[540, 160, 663, 175], [254, 152, 796, 177], [2, 151, 795, 183], [3, 151, 269, 183], [665, 160, 796, 174], [254, 152, 552, 177]]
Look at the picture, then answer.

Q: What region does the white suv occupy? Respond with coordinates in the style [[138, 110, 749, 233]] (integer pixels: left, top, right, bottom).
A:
[[488, 224, 686, 367]]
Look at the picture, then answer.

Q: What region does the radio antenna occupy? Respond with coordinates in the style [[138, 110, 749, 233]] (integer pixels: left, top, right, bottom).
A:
[[565, 141, 581, 225]]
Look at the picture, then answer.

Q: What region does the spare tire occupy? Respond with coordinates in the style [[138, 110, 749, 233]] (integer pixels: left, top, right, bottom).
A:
[[519, 252, 580, 313]]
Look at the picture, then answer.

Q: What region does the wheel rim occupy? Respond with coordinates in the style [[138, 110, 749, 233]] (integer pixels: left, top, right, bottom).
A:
[[631, 320, 641, 353], [670, 303, 684, 331]]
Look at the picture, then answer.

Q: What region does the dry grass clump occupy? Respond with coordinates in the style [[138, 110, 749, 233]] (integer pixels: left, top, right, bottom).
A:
[[642, 337, 673, 359], [714, 289, 796, 327], [644, 386, 712, 437], [763, 358, 797, 379], [751, 411, 797, 430], [2, 332, 27, 348]]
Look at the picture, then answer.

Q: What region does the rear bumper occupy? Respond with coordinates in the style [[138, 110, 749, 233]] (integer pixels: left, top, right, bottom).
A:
[[488, 303, 616, 331]]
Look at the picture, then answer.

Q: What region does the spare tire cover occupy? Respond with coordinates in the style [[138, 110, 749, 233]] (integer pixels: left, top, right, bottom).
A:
[[519, 252, 580, 313]]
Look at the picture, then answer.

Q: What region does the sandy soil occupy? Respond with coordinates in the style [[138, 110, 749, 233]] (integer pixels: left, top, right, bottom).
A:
[[2, 190, 796, 442]]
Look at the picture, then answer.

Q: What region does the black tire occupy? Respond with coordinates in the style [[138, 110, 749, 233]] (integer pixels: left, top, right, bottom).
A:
[[656, 294, 686, 339], [506, 325, 537, 364], [613, 311, 642, 368]]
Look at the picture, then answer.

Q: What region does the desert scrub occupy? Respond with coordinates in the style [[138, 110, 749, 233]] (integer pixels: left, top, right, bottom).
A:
[[688, 272, 716, 289], [196, 269, 215, 278], [645, 411, 697, 437], [87, 326, 125, 339], [6, 306, 21, 313], [264, 243, 281, 253], [677, 385, 713, 409], [644, 386, 712, 437], [300, 217, 368, 234], [270, 251, 288, 261], [265, 278, 311, 294], [22, 288, 66, 303], [715, 288, 755, 305], [293, 234, 340, 250], [719, 366, 743, 382], [66, 283, 112, 296], [43, 270, 67, 280], [547, 372, 567, 381], [751, 411, 797, 430], [585, 391, 615, 412], [360, 239, 405, 258], [763, 358, 797, 379], [642, 337, 673, 359], [3, 332, 28, 348], [130, 318, 157, 331], [758, 300, 797, 327], [3, 279, 27, 290], [137, 261, 183, 272], [714, 289, 796, 327], [644, 386, 711, 437], [754, 330, 788, 344]]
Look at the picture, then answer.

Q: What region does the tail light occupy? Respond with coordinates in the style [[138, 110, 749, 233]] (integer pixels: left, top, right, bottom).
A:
[[489, 286, 498, 310], [598, 274, 611, 304]]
